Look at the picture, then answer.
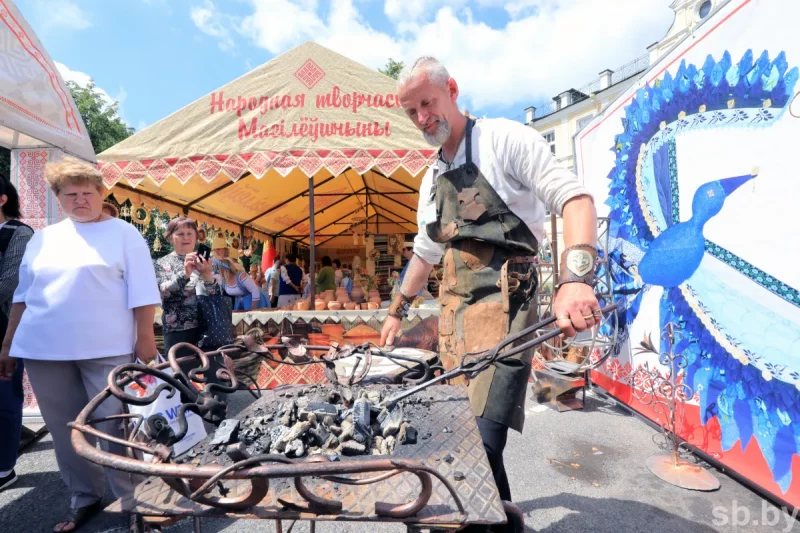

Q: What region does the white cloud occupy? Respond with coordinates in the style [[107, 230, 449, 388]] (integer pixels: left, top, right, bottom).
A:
[[191, 0, 674, 112], [55, 62, 130, 124], [190, 0, 236, 51], [32, 0, 91, 32]]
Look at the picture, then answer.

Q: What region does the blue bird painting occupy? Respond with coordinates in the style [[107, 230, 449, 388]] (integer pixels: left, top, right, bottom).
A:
[[600, 49, 800, 495], [636, 171, 757, 288]]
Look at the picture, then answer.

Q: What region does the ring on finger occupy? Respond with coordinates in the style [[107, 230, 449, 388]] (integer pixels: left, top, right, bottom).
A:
[[583, 314, 594, 320], [556, 315, 570, 321]]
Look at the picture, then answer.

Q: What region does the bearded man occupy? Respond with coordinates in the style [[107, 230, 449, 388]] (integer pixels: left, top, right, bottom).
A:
[[381, 57, 602, 512]]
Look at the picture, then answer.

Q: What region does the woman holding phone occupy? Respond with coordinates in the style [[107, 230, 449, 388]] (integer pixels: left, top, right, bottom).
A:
[[154, 217, 218, 356]]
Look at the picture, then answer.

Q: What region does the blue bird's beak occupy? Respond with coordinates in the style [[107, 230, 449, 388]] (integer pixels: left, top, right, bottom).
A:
[[719, 171, 757, 196]]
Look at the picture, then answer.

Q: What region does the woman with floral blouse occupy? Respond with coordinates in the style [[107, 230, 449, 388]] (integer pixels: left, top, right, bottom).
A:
[[154, 217, 218, 359]]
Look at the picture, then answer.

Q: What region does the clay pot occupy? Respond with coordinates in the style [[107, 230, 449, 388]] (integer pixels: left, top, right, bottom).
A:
[[335, 287, 349, 297], [344, 302, 357, 310], [307, 333, 329, 347], [322, 290, 335, 303], [368, 289, 380, 301], [295, 299, 310, 311], [337, 294, 350, 304], [314, 299, 326, 311], [327, 301, 342, 311], [350, 285, 364, 302], [369, 296, 382, 305], [367, 302, 379, 310]]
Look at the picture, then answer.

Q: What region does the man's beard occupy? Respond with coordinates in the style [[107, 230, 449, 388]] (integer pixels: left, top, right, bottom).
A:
[[423, 118, 451, 146]]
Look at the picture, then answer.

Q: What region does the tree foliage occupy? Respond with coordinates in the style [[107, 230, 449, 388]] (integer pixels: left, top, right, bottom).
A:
[[379, 58, 404, 80], [67, 80, 134, 154], [0, 80, 133, 178]]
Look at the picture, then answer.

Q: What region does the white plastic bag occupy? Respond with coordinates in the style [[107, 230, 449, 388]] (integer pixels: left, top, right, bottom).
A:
[[124, 354, 207, 459]]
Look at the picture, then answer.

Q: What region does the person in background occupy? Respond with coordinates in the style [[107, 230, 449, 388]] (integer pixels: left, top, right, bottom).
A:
[[0, 158, 161, 533], [239, 246, 252, 272], [316, 255, 336, 293], [0, 178, 33, 493], [278, 253, 304, 308], [249, 263, 264, 288], [265, 257, 281, 308], [218, 258, 264, 310], [333, 259, 343, 287], [154, 217, 218, 356], [399, 242, 423, 297], [211, 236, 228, 262]]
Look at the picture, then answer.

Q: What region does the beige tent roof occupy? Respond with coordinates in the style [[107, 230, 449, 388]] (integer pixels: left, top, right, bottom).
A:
[[97, 42, 434, 246], [0, 1, 95, 162]]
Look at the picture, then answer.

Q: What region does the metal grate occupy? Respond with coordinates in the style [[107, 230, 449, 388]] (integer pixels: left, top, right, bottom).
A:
[[107, 384, 507, 527]]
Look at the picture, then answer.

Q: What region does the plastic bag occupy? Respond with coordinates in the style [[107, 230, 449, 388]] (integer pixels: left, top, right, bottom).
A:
[[125, 354, 207, 459]]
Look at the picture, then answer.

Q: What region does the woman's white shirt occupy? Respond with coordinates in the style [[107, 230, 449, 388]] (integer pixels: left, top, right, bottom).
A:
[[10, 218, 161, 361]]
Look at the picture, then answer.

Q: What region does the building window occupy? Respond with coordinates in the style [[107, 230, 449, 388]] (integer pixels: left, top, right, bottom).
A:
[[576, 114, 594, 132], [698, 0, 712, 19], [542, 130, 556, 155]]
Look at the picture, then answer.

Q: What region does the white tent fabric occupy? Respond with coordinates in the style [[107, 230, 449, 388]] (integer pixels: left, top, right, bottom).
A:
[[0, 0, 95, 163]]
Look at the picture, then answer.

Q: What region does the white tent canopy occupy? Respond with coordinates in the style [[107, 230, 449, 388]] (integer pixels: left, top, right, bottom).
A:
[[0, 0, 95, 163]]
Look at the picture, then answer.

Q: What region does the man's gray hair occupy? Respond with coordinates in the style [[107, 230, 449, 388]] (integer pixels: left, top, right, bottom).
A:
[[397, 56, 450, 89]]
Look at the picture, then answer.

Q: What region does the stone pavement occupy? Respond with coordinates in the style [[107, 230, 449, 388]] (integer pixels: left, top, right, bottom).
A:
[[1, 388, 796, 533]]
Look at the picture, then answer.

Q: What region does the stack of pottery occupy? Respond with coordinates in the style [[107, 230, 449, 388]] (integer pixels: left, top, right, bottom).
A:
[[322, 289, 335, 303], [295, 299, 310, 311], [314, 298, 326, 311], [367, 289, 381, 310], [334, 287, 354, 310], [350, 284, 364, 303], [335, 287, 350, 303]]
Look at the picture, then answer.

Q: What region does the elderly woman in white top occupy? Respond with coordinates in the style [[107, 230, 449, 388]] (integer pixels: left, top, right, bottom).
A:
[[0, 158, 162, 533]]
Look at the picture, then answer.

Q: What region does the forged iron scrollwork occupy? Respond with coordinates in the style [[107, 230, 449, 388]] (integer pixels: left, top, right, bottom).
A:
[[632, 322, 693, 460], [68, 341, 467, 519], [108, 343, 238, 446], [631, 321, 720, 491]]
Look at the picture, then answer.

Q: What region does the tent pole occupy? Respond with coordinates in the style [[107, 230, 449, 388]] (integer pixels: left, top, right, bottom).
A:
[[308, 176, 316, 305]]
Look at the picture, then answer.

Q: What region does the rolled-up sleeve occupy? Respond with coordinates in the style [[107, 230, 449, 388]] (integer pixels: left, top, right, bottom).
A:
[[413, 168, 446, 265], [505, 123, 592, 215], [123, 230, 163, 309]]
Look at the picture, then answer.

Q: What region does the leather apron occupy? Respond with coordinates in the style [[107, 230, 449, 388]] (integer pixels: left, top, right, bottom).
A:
[[427, 118, 539, 433]]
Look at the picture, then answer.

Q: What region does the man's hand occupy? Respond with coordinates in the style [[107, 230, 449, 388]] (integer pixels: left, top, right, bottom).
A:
[[134, 336, 158, 364], [0, 347, 16, 381], [553, 282, 601, 338], [380, 315, 402, 348]]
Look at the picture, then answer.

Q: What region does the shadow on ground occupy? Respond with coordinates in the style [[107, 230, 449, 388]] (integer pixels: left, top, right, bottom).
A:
[[516, 493, 720, 533]]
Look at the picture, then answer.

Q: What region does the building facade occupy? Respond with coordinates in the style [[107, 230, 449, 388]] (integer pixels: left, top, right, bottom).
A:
[[525, 0, 721, 176], [525, 0, 721, 272]]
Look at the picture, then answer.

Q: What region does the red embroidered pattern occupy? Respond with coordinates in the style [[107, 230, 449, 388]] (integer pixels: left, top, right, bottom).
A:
[[294, 59, 326, 89]]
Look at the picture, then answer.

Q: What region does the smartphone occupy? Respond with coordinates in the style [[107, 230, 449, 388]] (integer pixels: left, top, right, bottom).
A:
[[197, 243, 212, 261]]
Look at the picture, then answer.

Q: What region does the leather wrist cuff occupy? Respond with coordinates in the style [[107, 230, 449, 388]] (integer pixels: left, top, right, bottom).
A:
[[388, 292, 413, 319], [558, 244, 597, 287]]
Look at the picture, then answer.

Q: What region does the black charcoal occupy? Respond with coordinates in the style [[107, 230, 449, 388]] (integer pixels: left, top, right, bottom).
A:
[[352, 397, 371, 444], [210, 419, 239, 446], [300, 402, 338, 420], [378, 405, 403, 438]]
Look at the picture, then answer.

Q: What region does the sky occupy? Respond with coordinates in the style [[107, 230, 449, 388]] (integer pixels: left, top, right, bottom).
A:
[[16, 0, 676, 132]]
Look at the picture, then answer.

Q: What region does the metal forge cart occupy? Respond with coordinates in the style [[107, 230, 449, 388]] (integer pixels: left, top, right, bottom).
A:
[[70, 305, 616, 531], [70, 349, 508, 532]]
